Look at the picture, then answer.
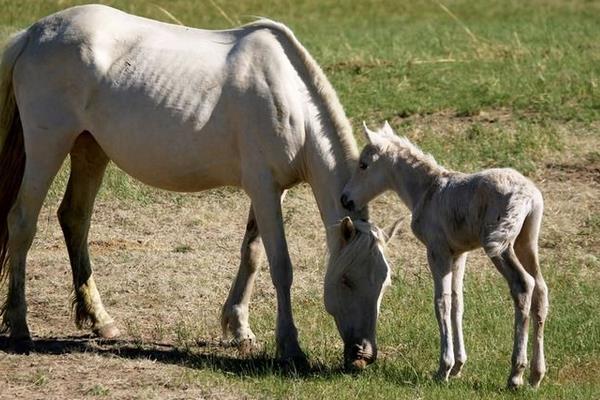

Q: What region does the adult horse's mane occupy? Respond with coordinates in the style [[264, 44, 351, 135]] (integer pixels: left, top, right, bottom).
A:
[[245, 19, 358, 164]]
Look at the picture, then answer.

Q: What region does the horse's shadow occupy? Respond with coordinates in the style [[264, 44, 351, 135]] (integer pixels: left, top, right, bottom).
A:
[[0, 335, 343, 379]]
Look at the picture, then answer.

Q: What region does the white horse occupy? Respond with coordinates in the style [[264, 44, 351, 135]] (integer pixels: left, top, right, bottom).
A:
[[0, 5, 395, 368], [341, 122, 548, 388]]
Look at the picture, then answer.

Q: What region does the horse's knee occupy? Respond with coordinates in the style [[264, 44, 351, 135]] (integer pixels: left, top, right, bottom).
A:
[[7, 205, 36, 249]]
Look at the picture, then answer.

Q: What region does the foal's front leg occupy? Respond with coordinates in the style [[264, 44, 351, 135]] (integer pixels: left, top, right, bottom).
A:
[[450, 252, 467, 377], [427, 248, 455, 381]]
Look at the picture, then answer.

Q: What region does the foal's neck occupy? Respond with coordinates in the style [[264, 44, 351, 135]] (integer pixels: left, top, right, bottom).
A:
[[391, 155, 445, 213]]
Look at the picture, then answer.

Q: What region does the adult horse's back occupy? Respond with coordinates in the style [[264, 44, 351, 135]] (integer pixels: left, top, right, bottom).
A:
[[0, 5, 392, 367]]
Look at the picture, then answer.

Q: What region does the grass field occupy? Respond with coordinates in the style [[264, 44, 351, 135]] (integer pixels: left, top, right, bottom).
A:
[[1, 0, 599, 399]]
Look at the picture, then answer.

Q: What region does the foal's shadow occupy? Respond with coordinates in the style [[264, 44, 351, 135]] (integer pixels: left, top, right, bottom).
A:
[[0, 335, 340, 378]]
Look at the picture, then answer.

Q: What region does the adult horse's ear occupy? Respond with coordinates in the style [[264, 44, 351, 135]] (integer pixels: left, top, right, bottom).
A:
[[382, 217, 403, 245], [341, 216, 356, 244], [362, 121, 378, 145], [382, 121, 395, 136]]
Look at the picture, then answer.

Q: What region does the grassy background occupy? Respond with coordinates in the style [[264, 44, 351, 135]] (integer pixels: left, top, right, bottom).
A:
[[1, 1, 599, 399]]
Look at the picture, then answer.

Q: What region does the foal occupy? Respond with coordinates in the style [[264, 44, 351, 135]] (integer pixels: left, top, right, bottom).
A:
[[341, 122, 548, 389]]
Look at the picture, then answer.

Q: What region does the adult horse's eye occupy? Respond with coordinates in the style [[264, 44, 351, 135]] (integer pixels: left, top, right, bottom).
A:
[[359, 161, 368, 170]]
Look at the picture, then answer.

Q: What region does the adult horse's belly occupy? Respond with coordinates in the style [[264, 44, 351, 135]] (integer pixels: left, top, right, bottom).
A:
[[86, 90, 242, 192]]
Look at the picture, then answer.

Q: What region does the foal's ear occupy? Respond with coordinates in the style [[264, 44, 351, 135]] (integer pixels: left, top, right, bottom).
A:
[[382, 217, 403, 245], [362, 121, 379, 145], [341, 216, 356, 244], [382, 121, 395, 136]]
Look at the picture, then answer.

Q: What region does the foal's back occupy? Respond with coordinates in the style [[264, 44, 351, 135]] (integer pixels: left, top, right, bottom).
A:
[[426, 168, 542, 253]]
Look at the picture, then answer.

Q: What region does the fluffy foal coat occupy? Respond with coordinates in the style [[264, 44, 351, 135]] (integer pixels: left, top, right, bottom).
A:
[[341, 122, 548, 389]]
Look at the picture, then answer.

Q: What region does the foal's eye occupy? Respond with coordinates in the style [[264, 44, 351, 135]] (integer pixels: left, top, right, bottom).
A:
[[341, 275, 354, 289], [359, 161, 368, 170]]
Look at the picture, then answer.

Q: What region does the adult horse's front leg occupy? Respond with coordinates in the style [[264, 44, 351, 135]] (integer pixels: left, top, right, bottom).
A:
[[221, 192, 288, 353], [57, 133, 118, 338], [221, 205, 265, 353], [245, 182, 305, 363]]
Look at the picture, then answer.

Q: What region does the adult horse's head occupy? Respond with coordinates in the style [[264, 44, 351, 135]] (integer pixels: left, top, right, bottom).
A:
[[324, 216, 395, 369]]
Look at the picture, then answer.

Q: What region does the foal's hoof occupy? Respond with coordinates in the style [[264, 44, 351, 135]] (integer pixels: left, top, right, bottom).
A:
[[450, 362, 464, 377], [93, 322, 120, 339], [507, 375, 524, 390], [8, 336, 33, 354], [529, 371, 545, 389]]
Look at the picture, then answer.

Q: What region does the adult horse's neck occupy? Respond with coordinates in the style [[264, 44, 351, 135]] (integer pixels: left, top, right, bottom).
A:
[[304, 116, 366, 251]]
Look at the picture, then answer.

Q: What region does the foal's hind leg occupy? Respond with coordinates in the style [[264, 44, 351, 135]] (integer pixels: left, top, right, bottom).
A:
[[57, 133, 118, 339], [3, 128, 72, 353], [488, 246, 535, 389], [514, 207, 547, 388]]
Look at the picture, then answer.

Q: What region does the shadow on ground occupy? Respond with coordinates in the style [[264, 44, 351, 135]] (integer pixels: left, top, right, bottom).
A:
[[0, 335, 348, 379]]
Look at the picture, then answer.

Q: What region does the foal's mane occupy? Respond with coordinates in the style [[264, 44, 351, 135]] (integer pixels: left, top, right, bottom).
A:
[[385, 135, 448, 177], [244, 19, 358, 163]]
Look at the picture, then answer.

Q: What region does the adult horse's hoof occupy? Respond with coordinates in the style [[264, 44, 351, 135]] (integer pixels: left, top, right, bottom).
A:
[[237, 338, 258, 357], [8, 336, 33, 354], [93, 322, 120, 339], [279, 352, 309, 372]]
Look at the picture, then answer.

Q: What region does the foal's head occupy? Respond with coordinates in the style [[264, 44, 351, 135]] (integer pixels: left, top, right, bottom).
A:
[[324, 217, 393, 369], [340, 122, 397, 212]]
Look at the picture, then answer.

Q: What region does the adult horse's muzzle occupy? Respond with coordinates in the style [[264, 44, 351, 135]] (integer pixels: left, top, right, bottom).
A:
[[344, 339, 377, 370]]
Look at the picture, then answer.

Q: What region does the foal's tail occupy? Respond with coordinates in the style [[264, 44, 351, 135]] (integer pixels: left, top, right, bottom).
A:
[[0, 30, 29, 281]]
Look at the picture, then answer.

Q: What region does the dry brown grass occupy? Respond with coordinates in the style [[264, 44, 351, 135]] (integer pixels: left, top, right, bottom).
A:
[[0, 114, 598, 399]]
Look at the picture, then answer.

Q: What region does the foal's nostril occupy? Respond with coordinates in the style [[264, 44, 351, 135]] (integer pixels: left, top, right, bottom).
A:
[[340, 194, 355, 211]]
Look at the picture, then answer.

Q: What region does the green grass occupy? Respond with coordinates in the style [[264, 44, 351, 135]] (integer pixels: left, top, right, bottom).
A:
[[1, 0, 599, 399], [169, 255, 600, 399]]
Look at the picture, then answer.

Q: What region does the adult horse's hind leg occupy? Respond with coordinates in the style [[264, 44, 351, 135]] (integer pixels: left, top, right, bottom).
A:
[[57, 133, 118, 339], [514, 206, 547, 388], [488, 246, 535, 389], [3, 128, 73, 353], [221, 205, 264, 352]]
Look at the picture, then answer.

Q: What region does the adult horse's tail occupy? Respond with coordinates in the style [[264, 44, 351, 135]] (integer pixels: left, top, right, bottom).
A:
[[0, 30, 29, 282]]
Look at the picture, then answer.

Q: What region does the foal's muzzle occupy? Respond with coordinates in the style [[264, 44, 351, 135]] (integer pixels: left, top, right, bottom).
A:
[[340, 193, 355, 211]]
